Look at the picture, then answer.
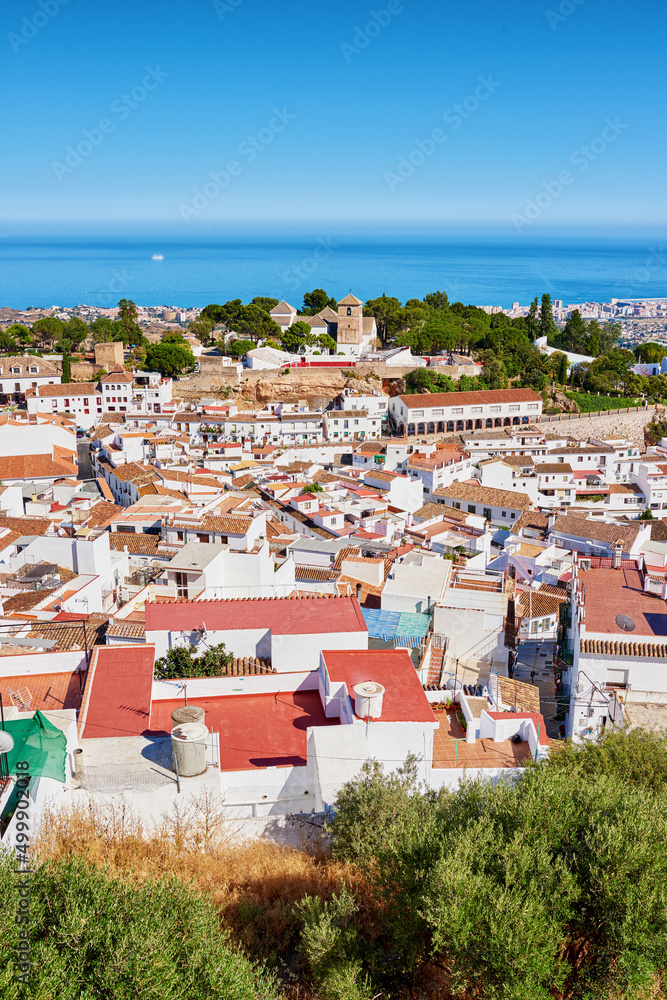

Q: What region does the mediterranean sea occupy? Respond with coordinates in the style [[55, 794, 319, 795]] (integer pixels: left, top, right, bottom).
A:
[[1, 235, 667, 310]]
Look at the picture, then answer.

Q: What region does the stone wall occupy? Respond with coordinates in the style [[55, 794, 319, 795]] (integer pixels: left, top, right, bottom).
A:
[[94, 342, 124, 369], [71, 362, 102, 382], [544, 408, 655, 448]]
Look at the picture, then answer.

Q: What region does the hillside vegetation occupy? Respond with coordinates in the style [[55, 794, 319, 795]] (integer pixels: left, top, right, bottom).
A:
[[2, 729, 667, 999]]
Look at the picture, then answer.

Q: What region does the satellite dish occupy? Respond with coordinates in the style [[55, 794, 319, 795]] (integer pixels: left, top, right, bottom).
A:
[[616, 614, 636, 633], [0, 730, 15, 754]]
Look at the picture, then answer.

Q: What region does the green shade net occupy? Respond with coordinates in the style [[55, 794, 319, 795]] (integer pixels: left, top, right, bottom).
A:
[[3, 711, 67, 783]]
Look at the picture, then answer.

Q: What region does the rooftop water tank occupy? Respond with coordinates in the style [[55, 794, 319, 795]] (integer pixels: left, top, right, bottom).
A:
[[171, 722, 208, 777], [171, 705, 205, 726], [353, 681, 385, 719]]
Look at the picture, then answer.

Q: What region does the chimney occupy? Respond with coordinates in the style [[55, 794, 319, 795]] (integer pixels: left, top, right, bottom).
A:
[[613, 541, 623, 569], [355, 583, 362, 601], [547, 512, 557, 531]]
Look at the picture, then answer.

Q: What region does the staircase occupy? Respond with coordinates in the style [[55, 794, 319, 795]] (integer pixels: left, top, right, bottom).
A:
[[425, 643, 445, 687]]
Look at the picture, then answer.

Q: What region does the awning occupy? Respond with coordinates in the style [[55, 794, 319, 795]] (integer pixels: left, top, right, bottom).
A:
[[361, 608, 431, 648]]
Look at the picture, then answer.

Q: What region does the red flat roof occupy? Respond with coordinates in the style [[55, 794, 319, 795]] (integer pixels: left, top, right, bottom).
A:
[[149, 690, 338, 770], [323, 649, 436, 724], [580, 565, 667, 637], [79, 644, 155, 739], [145, 595, 367, 636]]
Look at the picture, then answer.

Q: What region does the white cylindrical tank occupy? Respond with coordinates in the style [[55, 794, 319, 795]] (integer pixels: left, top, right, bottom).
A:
[[353, 681, 385, 719], [170, 723, 208, 777]]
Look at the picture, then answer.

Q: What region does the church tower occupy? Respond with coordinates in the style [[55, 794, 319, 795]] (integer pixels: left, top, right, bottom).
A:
[[336, 294, 364, 345]]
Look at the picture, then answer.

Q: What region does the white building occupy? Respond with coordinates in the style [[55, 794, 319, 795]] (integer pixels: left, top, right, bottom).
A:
[[390, 388, 543, 436], [0, 356, 61, 403]]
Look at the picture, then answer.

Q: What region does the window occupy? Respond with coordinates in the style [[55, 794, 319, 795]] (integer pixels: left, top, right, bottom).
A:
[[511, 512, 516, 519], [14, 383, 20, 392], [29, 366, 37, 374], [175, 572, 188, 599], [501, 510, 507, 517], [347, 307, 352, 316], [467, 504, 476, 513], [412, 410, 424, 418], [196, 533, 210, 543], [64, 399, 70, 407], [483, 507, 492, 520], [452, 408, 463, 415], [509, 405, 520, 412], [453, 502, 461, 509], [432, 408, 444, 416], [176, 531, 184, 541], [471, 406, 482, 414], [527, 403, 539, 411], [11, 367, 20, 374], [490, 406, 501, 413]]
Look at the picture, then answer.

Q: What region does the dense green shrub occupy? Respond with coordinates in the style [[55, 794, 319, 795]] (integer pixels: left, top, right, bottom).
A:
[[0, 852, 279, 999], [323, 730, 667, 999]]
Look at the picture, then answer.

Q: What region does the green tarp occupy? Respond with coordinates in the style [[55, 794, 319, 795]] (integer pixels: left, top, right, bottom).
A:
[[3, 711, 67, 783]]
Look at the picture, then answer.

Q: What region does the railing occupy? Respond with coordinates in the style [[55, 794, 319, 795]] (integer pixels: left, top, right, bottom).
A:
[[541, 404, 653, 423]]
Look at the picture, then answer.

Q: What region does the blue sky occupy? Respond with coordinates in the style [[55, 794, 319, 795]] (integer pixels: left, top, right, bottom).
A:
[[1, 0, 665, 235]]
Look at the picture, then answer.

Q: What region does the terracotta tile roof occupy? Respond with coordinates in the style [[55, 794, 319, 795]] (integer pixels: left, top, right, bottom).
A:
[[554, 444, 615, 454], [0, 529, 21, 550], [294, 565, 336, 583], [108, 532, 160, 555], [0, 454, 78, 479], [400, 388, 541, 409], [100, 370, 133, 383], [608, 483, 643, 494], [495, 675, 540, 714], [551, 515, 641, 547], [222, 656, 276, 676], [138, 482, 186, 499], [0, 516, 52, 536], [0, 356, 60, 376], [580, 638, 667, 658], [650, 521, 667, 542], [106, 619, 146, 639], [413, 502, 449, 522], [83, 500, 124, 527], [33, 382, 99, 397], [434, 482, 533, 510], [517, 587, 568, 619], [535, 463, 573, 474], [110, 462, 160, 485], [26, 614, 109, 651], [514, 511, 550, 537]]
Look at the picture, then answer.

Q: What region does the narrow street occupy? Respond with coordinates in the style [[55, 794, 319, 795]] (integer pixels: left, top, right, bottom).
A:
[[514, 640, 561, 739], [77, 437, 93, 480]]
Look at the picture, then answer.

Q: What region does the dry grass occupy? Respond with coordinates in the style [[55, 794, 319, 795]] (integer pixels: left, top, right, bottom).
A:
[[35, 793, 366, 974]]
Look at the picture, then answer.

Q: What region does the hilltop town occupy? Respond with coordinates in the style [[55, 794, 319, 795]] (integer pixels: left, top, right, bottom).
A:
[[1, 289, 667, 996]]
